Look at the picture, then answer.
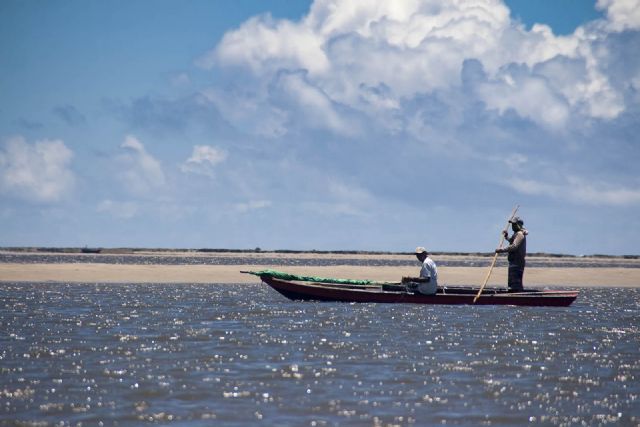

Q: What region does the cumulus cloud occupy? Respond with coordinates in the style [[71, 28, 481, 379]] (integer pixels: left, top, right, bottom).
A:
[[180, 145, 227, 177], [198, 0, 635, 134], [274, 70, 354, 135], [597, 0, 640, 31], [473, 63, 571, 129], [184, 0, 640, 218], [118, 135, 165, 195], [0, 136, 75, 203]]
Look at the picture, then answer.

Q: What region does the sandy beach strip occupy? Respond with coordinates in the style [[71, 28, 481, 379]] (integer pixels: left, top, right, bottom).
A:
[[1, 263, 639, 287]]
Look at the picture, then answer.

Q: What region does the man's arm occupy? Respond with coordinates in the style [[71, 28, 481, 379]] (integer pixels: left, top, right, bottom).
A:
[[503, 231, 524, 252], [419, 263, 432, 281], [496, 231, 523, 253]]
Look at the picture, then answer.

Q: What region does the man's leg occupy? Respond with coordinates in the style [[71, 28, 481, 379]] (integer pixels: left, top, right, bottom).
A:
[[508, 266, 524, 292]]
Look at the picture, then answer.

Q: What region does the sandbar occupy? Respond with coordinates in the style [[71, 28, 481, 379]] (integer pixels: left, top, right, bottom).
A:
[[1, 262, 638, 287]]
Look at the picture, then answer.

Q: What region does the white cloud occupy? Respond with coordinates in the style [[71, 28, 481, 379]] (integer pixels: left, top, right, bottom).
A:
[[97, 199, 139, 219], [274, 71, 354, 135], [180, 145, 227, 177], [597, 0, 640, 31], [183, 0, 639, 251], [476, 70, 571, 129], [200, 0, 635, 132], [508, 176, 640, 206], [118, 135, 165, 195], [0, 136, 75, 203], [199, 14, 330, 75]]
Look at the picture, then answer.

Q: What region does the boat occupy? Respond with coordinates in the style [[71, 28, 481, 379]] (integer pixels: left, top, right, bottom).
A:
[[81, 246, 101, 254], [242, 270, 578, 307]]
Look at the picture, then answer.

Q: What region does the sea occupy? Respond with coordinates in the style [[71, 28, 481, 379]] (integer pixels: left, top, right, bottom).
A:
[[1, 255, 639, 426]]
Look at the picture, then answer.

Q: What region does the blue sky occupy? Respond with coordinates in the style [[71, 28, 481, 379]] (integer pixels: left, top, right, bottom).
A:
[[1, 0, 639, 255]]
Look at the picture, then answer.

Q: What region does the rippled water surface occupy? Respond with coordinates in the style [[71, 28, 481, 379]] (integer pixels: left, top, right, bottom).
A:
[[1, 283, 639, 426]]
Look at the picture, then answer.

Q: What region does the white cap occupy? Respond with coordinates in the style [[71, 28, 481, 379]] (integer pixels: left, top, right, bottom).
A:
[[415, 246, 428, 254]]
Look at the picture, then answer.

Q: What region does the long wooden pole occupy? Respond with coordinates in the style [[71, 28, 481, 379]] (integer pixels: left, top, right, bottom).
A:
[[473, 205, 519, 303]]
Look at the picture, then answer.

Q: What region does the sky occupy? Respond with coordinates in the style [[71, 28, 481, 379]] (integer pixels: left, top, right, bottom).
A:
[[1, 0, 639, 255]]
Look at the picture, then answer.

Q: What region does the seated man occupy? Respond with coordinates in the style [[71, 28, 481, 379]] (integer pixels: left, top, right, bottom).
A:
[[409, 247, 438, 295]]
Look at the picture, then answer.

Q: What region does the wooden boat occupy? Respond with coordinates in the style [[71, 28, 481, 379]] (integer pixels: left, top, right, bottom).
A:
[[245, 271, 578, 307]]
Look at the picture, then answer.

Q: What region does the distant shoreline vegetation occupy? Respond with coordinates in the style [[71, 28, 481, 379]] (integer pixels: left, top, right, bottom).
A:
[[0, 247, 637, 259]]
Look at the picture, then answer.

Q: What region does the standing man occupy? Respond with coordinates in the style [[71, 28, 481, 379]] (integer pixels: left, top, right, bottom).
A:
[[414, 247, 438, 295], [495, 217, 528, 292]]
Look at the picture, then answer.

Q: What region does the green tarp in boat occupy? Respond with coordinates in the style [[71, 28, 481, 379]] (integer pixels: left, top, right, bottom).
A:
[[242, 269, 375, 285]]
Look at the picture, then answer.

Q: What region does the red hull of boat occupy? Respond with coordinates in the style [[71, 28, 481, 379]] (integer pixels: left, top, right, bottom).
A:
[[262, 277, 578, 307]]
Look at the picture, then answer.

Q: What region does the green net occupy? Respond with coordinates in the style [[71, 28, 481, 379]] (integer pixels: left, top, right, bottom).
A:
[[241, 269, 375, 285]]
